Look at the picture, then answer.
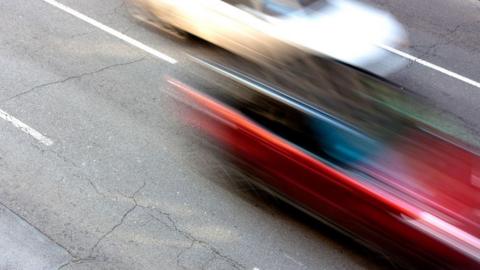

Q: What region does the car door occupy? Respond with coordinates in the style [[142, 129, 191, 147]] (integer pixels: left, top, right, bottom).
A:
[[187, 0, 297, 63]]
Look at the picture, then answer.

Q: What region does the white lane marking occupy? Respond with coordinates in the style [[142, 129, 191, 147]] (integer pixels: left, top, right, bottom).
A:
[[40, 0, 177, 64], [380, 44, 480, 89], [0, 109, 54, 146]]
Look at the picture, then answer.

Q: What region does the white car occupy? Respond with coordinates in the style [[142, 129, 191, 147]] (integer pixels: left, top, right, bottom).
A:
[[129, 0, 409, 76]]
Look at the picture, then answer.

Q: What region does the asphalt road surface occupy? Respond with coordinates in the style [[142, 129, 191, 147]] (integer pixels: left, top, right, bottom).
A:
[[0, 1, 478, 269]]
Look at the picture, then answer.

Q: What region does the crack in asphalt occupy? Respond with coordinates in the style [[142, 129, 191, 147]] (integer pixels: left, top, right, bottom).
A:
[[147, 209, 245, 270], [2, 173, 225, 270], [113, 0, 126, 16], [56, 181, 147, 270], [400, 20, 480, 74], [0, 56, 146, 104], [57, 257, 98, 270], [176, 240, 196, 270], [85, 176, 107, 198], [200, 253, 217, 270], [31, 143, 111, 198], [29, 143, 232, 269], [31, 143, 80, 168], [27, 143, 153, 268], [420, 23, 465, 58], [88, 180, 146, 257], [20, 81, 245, 269], [408, 20, 479, 63]]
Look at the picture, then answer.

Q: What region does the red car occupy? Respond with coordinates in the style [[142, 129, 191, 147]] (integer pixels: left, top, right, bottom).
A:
[[167, 56, 480, 269]]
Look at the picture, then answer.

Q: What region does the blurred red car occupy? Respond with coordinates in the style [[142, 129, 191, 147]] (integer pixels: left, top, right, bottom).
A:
[[167, 57, 480, 269]]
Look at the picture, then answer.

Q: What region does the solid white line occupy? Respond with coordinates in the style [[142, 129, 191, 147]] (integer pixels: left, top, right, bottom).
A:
[[380, 44, 480, 89], [0, 109, 54, 146], [40, 0, 177, 64]]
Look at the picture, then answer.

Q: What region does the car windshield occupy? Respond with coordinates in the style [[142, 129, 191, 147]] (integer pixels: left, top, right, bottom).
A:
[[259, 0, 326, 16]]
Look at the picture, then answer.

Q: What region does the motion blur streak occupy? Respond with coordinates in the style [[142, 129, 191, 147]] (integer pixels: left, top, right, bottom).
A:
[[130, 0, 480, 269], [165, 57, 480, 269], [413, 212, 480, 261], [167, 77, 420, 219], [128, 0, 408, 76]]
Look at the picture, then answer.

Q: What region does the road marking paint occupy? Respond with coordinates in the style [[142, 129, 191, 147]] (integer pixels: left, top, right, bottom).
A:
[[380, 44, 480, 89], [40, 0, 177, 64], [0, 109, 54, 146]]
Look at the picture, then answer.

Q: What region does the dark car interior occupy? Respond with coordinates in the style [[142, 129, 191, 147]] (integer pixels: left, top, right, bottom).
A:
[[183, 57, 400, 170]]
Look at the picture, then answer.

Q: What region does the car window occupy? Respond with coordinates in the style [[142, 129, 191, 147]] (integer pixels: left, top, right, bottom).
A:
[[183, 57, 384, 168], [223, 0, 255, 8], [259, 0, 325, 16]]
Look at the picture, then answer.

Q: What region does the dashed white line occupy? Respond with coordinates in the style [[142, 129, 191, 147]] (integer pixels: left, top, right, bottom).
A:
[[0, 109, 53, 146], [380, 44, 480, 89], [40, 0, 177, 64]]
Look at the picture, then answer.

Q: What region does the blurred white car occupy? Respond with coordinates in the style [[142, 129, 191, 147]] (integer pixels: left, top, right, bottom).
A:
[[129, 0, 409, 76]]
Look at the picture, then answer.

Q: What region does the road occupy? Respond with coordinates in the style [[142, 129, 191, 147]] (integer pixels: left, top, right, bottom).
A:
[[0, 1, 478, 269]]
